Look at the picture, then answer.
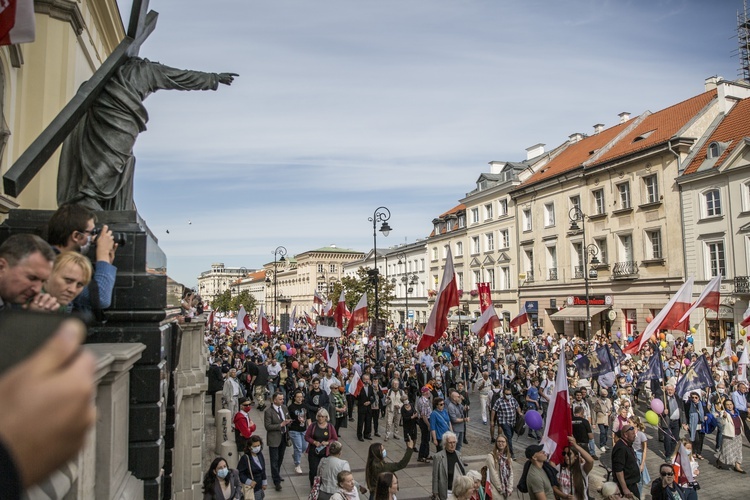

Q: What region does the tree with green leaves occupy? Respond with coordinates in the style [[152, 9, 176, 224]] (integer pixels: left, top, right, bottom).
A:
[[210, 289, 233, 313], [230, 290, 257, 316], [328, 266, 394, 321]]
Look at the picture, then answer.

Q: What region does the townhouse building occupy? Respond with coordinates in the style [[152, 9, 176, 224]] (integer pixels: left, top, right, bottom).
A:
[[677, 81, 750, 349]]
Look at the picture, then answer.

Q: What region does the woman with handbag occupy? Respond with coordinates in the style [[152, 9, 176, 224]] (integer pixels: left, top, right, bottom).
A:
[[305, 408, 339, 487], [237, 436, 267, 500], [716, 399, 745, 473]]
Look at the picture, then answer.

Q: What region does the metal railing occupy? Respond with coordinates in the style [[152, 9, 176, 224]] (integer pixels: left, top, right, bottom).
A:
[[548, 268, 558, 281], [574, 266, 584, 279], [735, 276, 750, 294], [613, 261, 638, 278], [526, 270, 535, 283]]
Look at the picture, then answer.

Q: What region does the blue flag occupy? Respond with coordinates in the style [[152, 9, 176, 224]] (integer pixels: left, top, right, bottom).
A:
[[675, 355, 714, 398], [640, 342, 664, 382], [574, 345, 614, 379], [609, 342, 627, 365]]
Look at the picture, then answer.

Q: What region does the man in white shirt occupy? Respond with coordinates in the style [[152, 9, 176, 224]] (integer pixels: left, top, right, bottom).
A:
[[320, 367, 341, 395], [267, 358, 282, 393]]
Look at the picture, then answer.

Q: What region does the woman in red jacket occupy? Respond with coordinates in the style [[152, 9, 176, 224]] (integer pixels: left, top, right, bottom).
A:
[[233, 398, 257, 454]]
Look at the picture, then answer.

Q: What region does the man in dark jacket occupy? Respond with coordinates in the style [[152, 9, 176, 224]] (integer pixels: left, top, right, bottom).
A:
[[253, 358, 269, 410], [650, 463, 687, 500], [304, 377, 330, 422], [207, 358, 224, 416], [357, 374, 376, 441]]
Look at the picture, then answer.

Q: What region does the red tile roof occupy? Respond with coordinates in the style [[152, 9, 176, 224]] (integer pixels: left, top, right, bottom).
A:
[[429, 204, 466, 237], [519, 123, 628, 188], [683, 96, 750, 175], [589, 90, 717, 167]]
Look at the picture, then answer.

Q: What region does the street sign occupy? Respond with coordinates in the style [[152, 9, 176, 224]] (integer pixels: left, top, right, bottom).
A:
[[408, 310, 414, 318]]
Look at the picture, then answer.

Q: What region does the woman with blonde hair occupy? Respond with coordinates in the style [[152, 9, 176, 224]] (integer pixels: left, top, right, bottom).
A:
[[449, 475, 476, 500], [485, 434, 513, 498], [44, 251, 93, 310], [305, 408, 339, 487]]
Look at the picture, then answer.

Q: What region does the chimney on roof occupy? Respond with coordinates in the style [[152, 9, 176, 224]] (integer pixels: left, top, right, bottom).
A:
[[593, 123, 605, 134], [525, 143, 545, 160], [618, 112, 630, 124], [568, 133, 584, 143], [488, 161, 505, 174], [705, 76, 721, 91]]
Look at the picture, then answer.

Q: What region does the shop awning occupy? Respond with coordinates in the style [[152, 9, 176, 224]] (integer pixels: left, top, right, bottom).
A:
[[549, 305, 611, 320]]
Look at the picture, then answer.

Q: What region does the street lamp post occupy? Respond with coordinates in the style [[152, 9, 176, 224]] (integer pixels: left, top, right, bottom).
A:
[[368, 207, 392, 363], [568, 208, 600, 340], [270, 246, 287, 330]]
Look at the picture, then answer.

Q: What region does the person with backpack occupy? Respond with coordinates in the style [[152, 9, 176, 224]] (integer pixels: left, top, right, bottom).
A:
[[517, 444, 556, 500]]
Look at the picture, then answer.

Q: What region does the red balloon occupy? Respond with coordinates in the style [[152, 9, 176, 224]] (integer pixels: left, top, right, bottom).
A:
[[292, 361, 299, 369], [646, 314, 653, 324]]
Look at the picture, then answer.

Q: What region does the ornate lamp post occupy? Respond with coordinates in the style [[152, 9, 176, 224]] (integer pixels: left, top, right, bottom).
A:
[[568, 207, 600, 340], [368, 207, 392, 363]]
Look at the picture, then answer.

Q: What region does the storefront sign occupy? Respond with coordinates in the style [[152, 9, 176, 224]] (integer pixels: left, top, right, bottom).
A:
[[567, 295, 613, 306]]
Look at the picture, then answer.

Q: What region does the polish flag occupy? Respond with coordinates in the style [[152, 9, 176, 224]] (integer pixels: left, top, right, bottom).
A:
[[674, 443, 695, 484], [333, 290, 351, 330], [324, 343, 341, 373], [541, 340, 573, 465], [0, 0, 35, 46], [346, 293, 368, 335], [417, 248, 459, 352], [237, 305, 251, 331], [471, 303, 501, 338], [304, 311, 316, 328], [348, 370, 363, 397], [741, 304, 750, 328], [207, 310, 215, 329], [660, 278, 695, 332], [323, 300, 334, 317], [509, 309, 529, 329], [737, 348, 749, 383], [258, 305, 271, 337], [289, 305, 297, 331], [676, 276, 721, 328], [624, 278, 694, 354], [484, 474, 493, 500], [313, 290, 325, 305]]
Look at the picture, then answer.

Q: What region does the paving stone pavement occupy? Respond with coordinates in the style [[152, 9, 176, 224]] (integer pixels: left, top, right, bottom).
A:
[[202, 394, 750, 499]]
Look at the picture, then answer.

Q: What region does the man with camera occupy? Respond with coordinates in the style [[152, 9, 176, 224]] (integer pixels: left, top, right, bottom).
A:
[[47, 204, 118, 321]]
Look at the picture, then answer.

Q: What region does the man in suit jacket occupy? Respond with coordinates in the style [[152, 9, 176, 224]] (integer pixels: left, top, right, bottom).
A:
[[207, 358, 224, 416], [356, 374, 376, 441], [264, 392, 292, 491]]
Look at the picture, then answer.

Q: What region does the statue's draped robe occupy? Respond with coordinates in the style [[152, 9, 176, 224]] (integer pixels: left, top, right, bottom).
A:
[[58, 57, 220, 210]]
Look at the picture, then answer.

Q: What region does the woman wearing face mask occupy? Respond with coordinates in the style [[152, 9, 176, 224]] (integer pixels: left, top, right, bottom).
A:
[[682, 392, 707, 460], [237, 436, 267, 500], [202, 456, 242, 500], [287, 390, 308, 474], [365, 439, 414, 500]]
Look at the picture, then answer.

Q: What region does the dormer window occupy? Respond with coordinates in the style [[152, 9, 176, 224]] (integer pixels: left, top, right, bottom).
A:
[[707, 142, 720, 159], [478, 179, 488, 191]]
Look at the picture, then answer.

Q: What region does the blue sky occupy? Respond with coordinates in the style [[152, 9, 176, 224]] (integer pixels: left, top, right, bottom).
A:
[[116, 0, 744, 286]]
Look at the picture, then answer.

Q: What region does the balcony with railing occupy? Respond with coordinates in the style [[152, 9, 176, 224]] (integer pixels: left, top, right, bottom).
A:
[[548, 268, 558, 281], [613, 261, 638, 279], [735, 276, 750, 294], [526, 270, 535, 283], [574, 266, 584, 279]]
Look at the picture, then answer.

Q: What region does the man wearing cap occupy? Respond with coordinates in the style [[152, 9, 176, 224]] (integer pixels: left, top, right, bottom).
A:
[[416, 386, 433, 462], [233, 398, 256, 454], [612, 424, 641, 499], [525, 444, 553, 499]]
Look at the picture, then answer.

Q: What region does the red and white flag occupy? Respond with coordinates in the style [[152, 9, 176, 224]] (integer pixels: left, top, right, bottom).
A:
[[333, 290, 351, 330], [304, 311, 316, 328], [346, 293, 368, 335], [207, 310, 215, 329], [472, 282, 500, 341], [313, 290, 325, 305], [737, 348, 749, 383], [324, 343, 341, 373], [258, 305, 271, 337], [417, 248, 459, 352], [541, 340, 572, 465], [348, 370, 363, 397], [676, 276, 720, 327], [624, 278, 693, 354], [237, 305, 251, 331], [741, 304, 750, 328], [484, 474, 493, 500], [0, 0, 34, 46], [323, 300, 334, 317], [509, 309, 529, 329], [675, 443, 695, 484]]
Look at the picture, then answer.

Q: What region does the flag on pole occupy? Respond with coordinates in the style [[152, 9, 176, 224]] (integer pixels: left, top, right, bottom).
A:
[[509, 309, 529, 329], [324, 343, 341, 373], [207, 310, 215, 330], [417, 248, 459, 352], [323, 300, 333, 317], [258, 305, 271, 337], [346, 293, 368, 335], [304, 311, 316, 328], [348, 370, 363, 397], [741, 304, 750, 328], [237, 305, 251, 331], [675, 355, 714, 398], [541, 340, 573, 465], [639, 341, 664, 382], [484, 472, 493, 500], [289, 305, 297, 331], [674, 443, 695, 484], [0, 0, 35, 46], [676, 276, 721, 327], [472, 282, 501, 339], [333, 290, 351, 330], [313, 290, 325, 305], [624, 278, 694, 354]]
